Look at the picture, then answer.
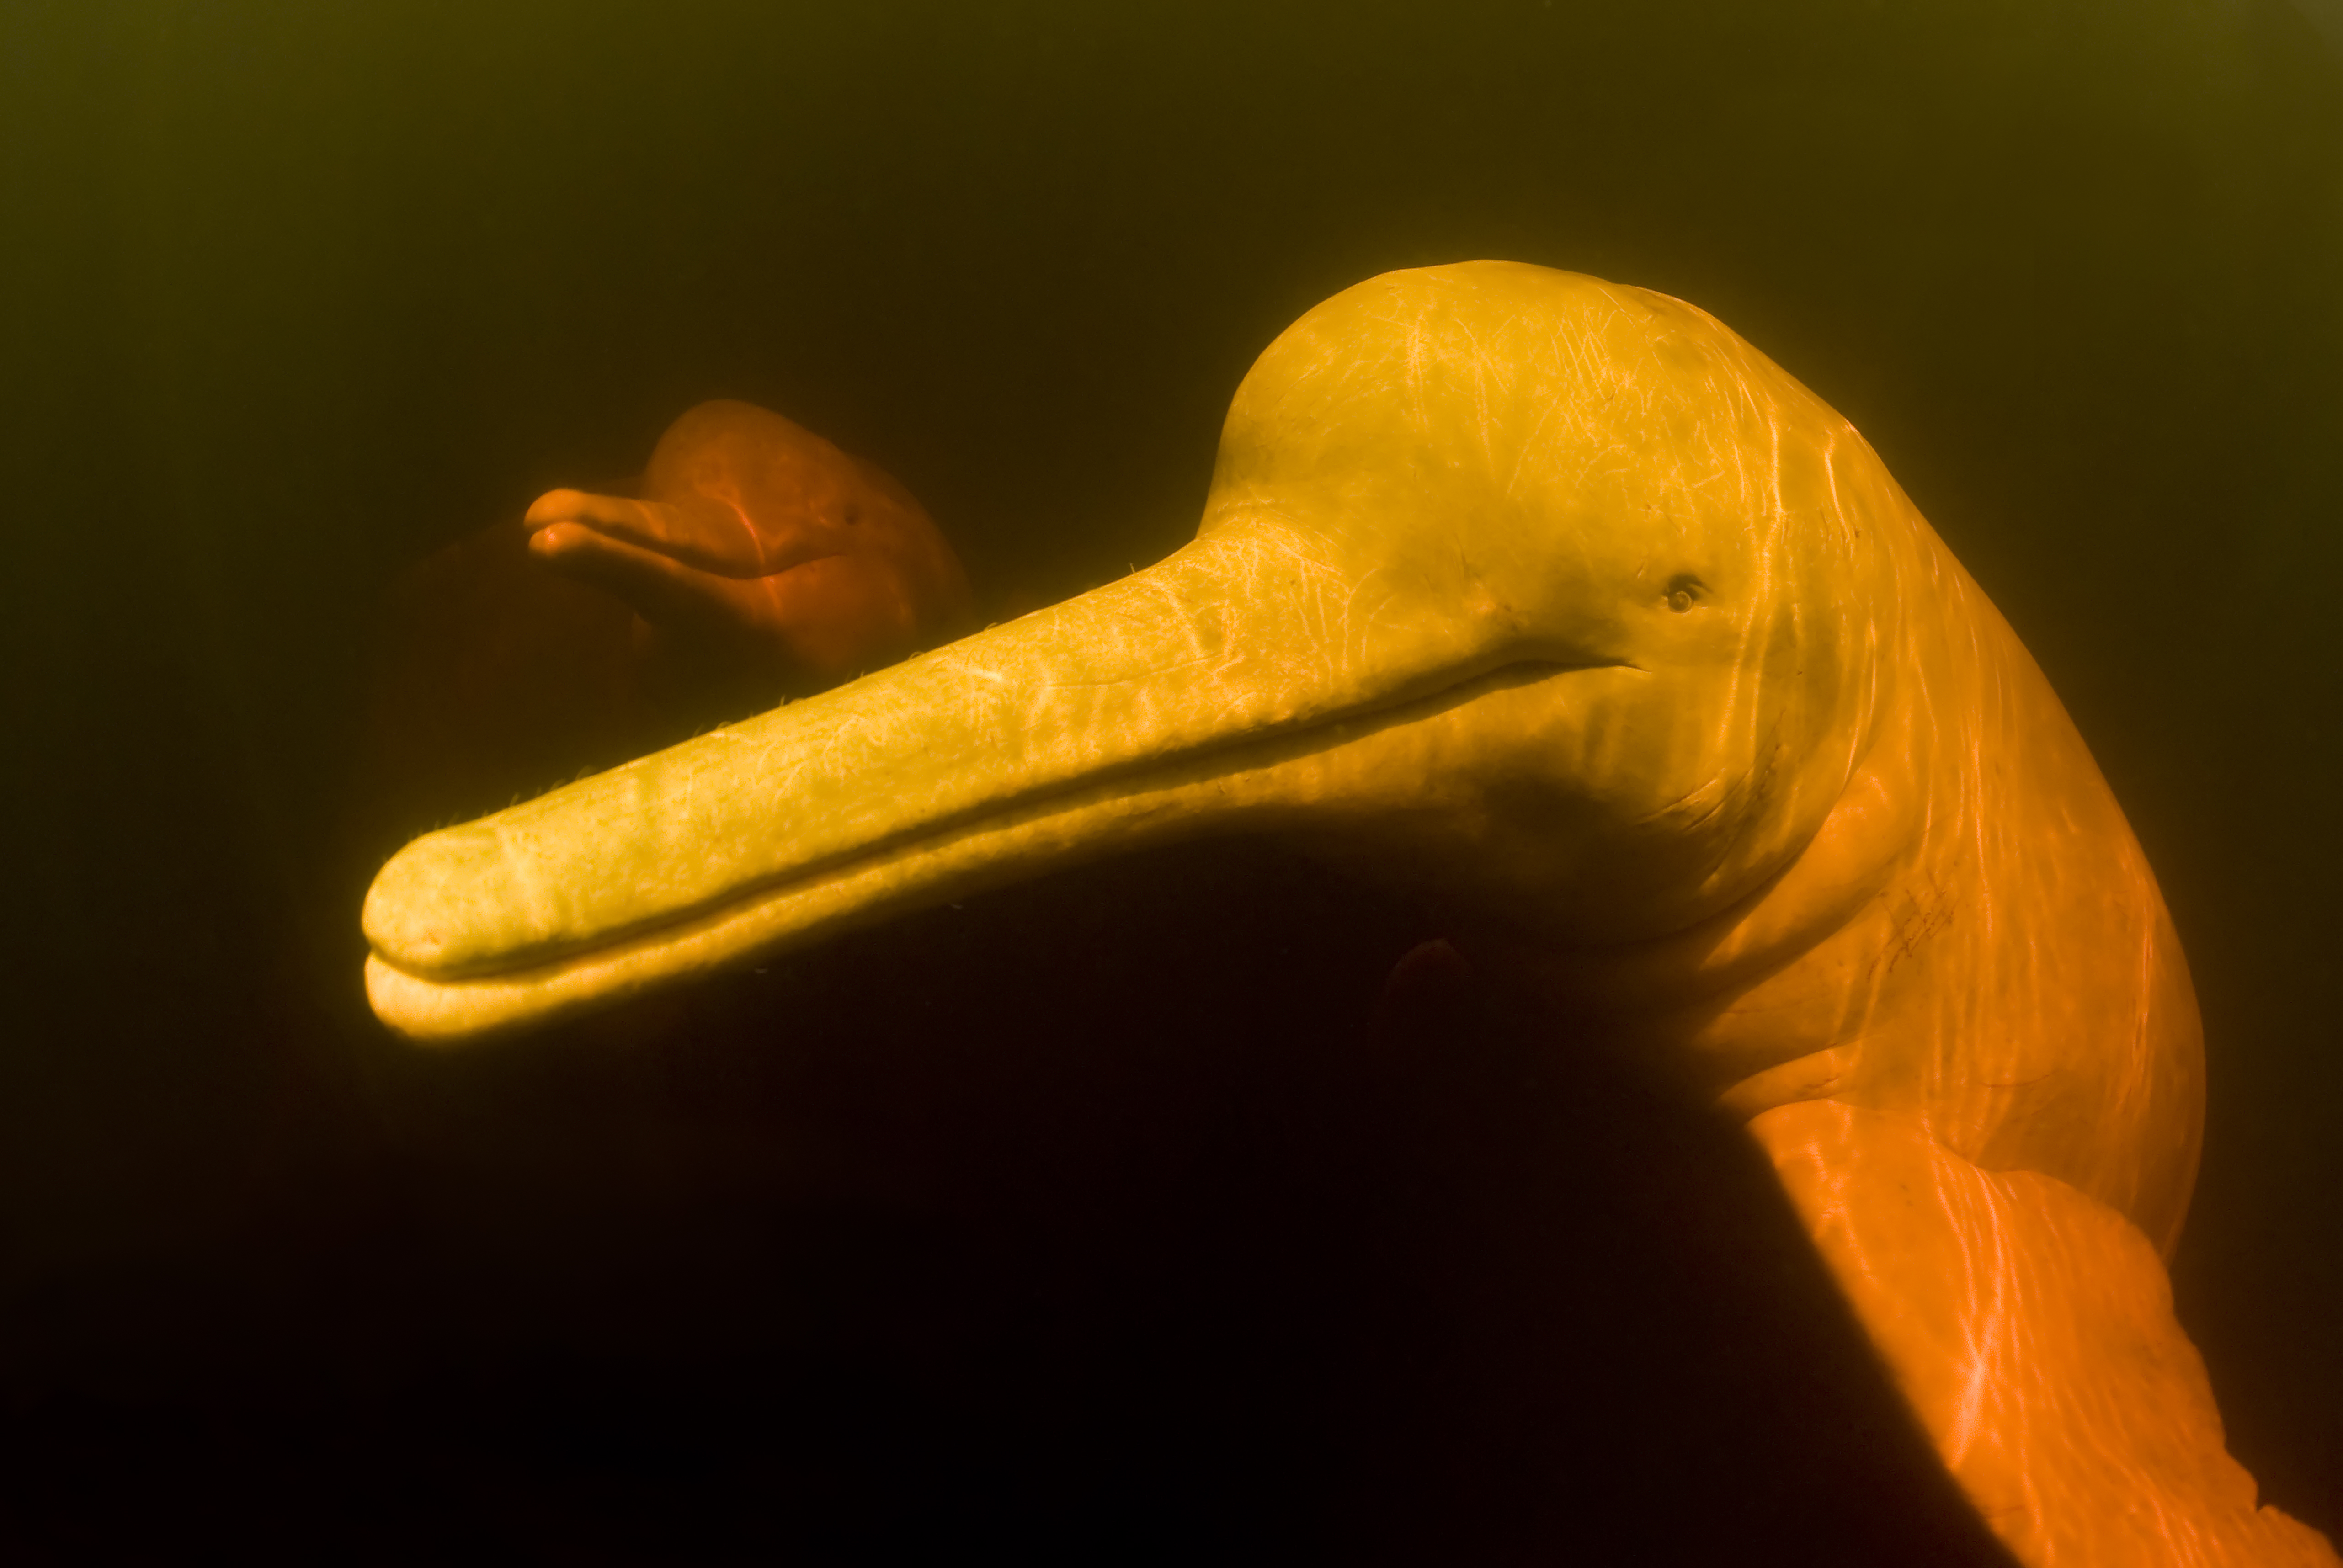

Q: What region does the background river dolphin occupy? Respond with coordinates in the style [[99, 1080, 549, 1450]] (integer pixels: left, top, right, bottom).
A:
[[363, 262, 2337, 1566]]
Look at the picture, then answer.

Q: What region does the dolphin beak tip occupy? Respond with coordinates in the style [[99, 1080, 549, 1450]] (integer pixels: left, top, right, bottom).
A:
[[361, 853, 437, 975], [364, 951, 520, 1047], [362, 952, 437, 1042]]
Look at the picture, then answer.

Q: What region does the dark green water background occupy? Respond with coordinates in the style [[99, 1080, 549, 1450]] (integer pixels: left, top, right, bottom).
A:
[[3, 0, 2337, 1555]]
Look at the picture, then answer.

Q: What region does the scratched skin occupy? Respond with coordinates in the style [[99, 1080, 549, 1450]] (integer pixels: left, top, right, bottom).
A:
[[361, 264, 2334, 1564]]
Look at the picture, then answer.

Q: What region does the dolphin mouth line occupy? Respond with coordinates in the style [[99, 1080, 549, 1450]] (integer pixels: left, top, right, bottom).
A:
[[688, 542, 844, 579], [375, 653, 1635, 988]]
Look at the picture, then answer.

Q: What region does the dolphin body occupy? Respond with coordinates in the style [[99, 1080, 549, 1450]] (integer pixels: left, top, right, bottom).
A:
[[363, 263, 2334, 1566]]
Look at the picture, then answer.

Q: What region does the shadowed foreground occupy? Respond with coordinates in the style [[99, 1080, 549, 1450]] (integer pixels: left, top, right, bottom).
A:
[[0, 844, 2015, 1565]]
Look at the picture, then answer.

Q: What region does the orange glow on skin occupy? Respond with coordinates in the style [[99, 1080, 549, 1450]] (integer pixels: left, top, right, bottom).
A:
[[526, 399, 974, 695], [348, 399, 974, 852], [1756, 1100, 2332, 1565]]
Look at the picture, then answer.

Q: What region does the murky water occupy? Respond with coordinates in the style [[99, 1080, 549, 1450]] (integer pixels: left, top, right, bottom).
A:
[[3, 1, 2336, 1556]]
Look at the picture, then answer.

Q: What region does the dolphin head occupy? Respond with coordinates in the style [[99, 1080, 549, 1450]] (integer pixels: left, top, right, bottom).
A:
[[363, 262, 1906, 1041], [1187, 263, 1900, 938]]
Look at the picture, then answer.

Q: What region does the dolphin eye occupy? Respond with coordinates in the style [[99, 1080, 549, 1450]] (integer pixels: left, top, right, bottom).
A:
[[1664, 574, 1707, 613]]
